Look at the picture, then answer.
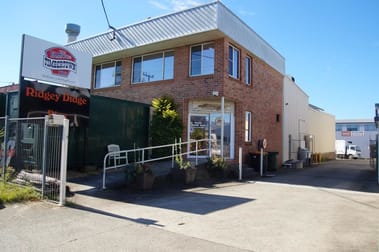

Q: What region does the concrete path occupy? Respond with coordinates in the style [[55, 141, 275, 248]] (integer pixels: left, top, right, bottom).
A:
[[1, 159, 378, 251]]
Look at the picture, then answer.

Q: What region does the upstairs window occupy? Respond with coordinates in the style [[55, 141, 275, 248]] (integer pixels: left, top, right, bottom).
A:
[[346, 124, 358, 131], [190, 43, 215, 76], [228, 45, 240, 79], [245, 56, 252, 85], [132, 51, 174, 84], [94, 61, 121, 88], [364, 123, 376, 131]]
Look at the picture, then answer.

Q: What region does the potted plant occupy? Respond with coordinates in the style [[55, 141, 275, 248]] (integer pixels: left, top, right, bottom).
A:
[[207, 155, 228, 178], [134, 163, 155, 190], [175, 154, 197, 184]]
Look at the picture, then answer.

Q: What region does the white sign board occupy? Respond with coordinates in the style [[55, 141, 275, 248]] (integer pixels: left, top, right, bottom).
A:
[[21, 34, 92, 89]]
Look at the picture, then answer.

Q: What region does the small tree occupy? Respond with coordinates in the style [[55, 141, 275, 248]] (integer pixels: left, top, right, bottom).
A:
[[150, 96, 183, 157]]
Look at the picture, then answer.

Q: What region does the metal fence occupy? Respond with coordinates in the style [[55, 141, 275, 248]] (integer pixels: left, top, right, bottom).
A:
[[0, 115, 69, 205]]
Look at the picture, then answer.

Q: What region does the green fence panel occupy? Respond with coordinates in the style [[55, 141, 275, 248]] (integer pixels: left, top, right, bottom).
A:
[[85, 95, 150, 168]]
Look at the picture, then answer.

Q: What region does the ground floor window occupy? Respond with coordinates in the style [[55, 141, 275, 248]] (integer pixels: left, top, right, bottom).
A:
[[188, 101, 234, 159], [245, 111, 252, 142]]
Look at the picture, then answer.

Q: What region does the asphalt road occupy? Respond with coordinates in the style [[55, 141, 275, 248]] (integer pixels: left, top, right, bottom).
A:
[[1, 159, 378, 251]]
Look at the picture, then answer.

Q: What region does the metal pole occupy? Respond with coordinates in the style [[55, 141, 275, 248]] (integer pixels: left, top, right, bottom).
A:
[[172, 138, 176, 169], [288, 134, 291, 160], [42, 116, 48, 197], [103, 157, 107, 189], [221, 96, 224, 158], [2, 116, 8, 180], [59, 118, 69, 206], [195, 140, 198, 166], [239, 147, 242, 180], [260, 147, 263, 176], [376, 133, 379, 184]]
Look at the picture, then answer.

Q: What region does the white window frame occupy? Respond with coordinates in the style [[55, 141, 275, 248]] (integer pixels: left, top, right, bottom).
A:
[[245, 56, 252, 85], [132, 51, 174, 84], [94, 61, 122, 89], [190, 42, 215, 77], [228, 45, 240, 79], [245, 111, 252, 142]]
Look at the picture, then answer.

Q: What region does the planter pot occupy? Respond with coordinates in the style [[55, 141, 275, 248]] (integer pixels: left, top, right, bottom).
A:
[[171, 167, 197, 184], [171, 167, 185, 183], [185, 167, 197, 184], [135, 173, 155, 190], [208, 168, 225, 179]]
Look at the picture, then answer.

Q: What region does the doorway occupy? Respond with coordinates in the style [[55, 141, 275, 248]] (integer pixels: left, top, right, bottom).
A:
[[189, 112, 233, 159]]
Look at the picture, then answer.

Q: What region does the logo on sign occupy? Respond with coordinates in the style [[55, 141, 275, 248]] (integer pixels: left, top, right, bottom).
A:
[[43, 47, 77, 77]]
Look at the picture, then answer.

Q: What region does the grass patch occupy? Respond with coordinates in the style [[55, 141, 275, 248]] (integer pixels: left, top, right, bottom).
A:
[[0, 181, 40, 204]]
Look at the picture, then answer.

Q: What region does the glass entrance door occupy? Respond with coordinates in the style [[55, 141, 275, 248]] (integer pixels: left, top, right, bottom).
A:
[[189, 113, 231, 158], [189, 115, 209, 156], [210, 113, 231, 157]]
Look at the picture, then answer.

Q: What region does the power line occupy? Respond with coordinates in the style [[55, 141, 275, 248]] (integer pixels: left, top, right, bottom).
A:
[[101, 0, 117, 41]]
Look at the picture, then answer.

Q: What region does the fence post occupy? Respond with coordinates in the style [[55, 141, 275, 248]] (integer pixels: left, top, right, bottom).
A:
[[172, 139, 176, 168], [195, 140, 198, 165], [239, 147, 242, 180], [42, 117, 48, 197], [2, 116, 8, 180], [58, 117, 69, 206]]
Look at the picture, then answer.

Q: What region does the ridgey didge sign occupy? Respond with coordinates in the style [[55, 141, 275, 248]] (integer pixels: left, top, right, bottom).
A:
[[19, 79, 90, 127]]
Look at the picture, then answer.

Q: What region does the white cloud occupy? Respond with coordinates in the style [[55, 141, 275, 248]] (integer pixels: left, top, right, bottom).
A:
[[171, 0, 204, 11], [149, 0, 205, 12], [149, 0, 170, 11], [239, 10, 256, 17]]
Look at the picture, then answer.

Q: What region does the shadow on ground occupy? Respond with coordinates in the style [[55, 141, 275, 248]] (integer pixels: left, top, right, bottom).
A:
[[68, 169, 255, 216]]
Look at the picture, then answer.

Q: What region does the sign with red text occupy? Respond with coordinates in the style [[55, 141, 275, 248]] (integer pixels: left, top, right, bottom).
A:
[[21, 34, 91, 89], [19, 79, 90, 126]]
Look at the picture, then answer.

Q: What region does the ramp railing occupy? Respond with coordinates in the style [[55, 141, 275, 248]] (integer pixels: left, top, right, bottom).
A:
[[102, 138, 210, 189]]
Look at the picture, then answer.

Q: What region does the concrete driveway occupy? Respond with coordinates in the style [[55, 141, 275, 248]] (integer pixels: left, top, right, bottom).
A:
[[1, 159, 378, 251]]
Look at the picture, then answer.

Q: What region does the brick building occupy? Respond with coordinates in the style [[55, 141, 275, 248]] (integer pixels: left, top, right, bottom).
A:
[[66, 1, 285, 166]]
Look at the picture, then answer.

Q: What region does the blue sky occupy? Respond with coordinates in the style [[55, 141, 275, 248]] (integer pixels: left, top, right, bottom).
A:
[[1, 0, 378, 120]]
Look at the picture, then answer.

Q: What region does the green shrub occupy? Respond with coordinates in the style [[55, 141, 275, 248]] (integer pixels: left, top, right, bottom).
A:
[[150, 96, 183, 157]]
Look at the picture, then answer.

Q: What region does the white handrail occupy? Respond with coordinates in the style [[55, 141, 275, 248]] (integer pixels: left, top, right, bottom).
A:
[[102, 138, 210, 189]]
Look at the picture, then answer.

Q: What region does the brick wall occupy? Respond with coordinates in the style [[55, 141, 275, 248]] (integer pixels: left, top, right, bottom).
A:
[[92, 37, 283, 167]]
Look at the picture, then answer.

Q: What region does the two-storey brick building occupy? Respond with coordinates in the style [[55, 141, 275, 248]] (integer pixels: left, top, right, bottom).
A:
[[67, 1, 285, 166]]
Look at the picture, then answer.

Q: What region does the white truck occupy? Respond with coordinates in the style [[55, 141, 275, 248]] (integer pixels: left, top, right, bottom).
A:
[[335, 140, 361, 159]]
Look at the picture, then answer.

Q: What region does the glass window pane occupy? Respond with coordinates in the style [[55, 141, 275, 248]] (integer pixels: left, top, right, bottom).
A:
[[245, 57, 251, 84], [95, 65, 101, 88], [191, 45, 202, 76], [245, 111, 251, 142], [233, 49, 240, 79], [202, 43, 214, 75], [336, 124, 343, 131], [164, 51, 174, 80], [99, 62, 115, 88], [142, 53, 163, 82], [132, 57, 142, 83], [228, 46, 233, 76], [115, 61, 122, 85]]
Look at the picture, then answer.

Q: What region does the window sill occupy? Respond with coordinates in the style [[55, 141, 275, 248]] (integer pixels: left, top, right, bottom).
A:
[[93, 85, 121, 90]]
